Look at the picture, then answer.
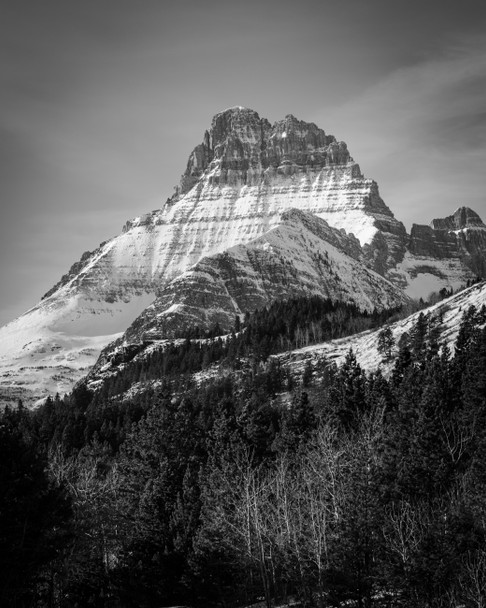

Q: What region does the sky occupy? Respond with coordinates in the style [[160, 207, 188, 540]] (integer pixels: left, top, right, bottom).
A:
[[1, 0, 486, 325]]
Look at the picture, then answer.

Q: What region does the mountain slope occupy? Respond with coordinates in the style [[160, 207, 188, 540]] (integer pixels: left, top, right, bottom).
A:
[[0, 291, 155, 406], [86, 281, 486, 405], [277, 280, 486, 379], [93, 209, 409, 368]]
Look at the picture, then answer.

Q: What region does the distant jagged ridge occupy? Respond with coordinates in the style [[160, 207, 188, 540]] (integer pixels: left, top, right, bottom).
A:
[[407, 207, 486, 278]]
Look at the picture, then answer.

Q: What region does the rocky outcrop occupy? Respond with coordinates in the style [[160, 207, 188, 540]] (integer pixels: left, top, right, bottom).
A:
[[181, 107, 350, 174], [431, 207, 485, 231], [407, 207, 486, 277], [408, 224, 460, 259], [179, 110, 350, 194]]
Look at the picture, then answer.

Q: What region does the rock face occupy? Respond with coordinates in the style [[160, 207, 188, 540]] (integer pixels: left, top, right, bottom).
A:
[[178, 109, 348, 193], [430, 207, 486, 278], [0, 106, 484, 405], [119, 209, 409, 344], [410, 207, 486, 261], [174, 107, 407, 275], [389, 207, 486, 297], [431, 207, 485, 231], [408, 224, 459, 259]]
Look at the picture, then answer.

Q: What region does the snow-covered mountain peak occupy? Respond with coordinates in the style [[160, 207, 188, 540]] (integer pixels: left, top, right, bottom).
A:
[[217, 105, 250, 113], [173, 108, 405, 275], [178, 107, 357, 196], [2, 107, 486, 406]]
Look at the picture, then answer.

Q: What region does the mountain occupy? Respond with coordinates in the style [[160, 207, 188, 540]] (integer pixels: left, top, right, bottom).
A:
[[175, 107, 408, 275], [1, 106, 485, 406], [88, 208, 409, 378]]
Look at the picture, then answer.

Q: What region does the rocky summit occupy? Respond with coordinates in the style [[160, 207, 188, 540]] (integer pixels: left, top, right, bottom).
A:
[[1, 106, 485, 406]]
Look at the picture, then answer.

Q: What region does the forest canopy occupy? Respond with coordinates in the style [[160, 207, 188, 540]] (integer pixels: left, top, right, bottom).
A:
[[2, 297, 486, 608]]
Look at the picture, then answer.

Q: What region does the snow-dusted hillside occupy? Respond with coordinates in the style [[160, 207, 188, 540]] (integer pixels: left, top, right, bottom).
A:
[[275, 281, 486, 379], [0, 291, 155, 406], [92, 209, 409, 370], [87, 282, 486, 405]]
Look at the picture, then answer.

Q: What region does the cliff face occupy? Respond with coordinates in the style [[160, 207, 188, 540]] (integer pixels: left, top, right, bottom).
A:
[[437, 208, 486, 278], [178, 109, 346, 193], [408, 224, 460, 259], [408, 207, 486, 275], [121, 209, 408, 343], [410, 207, 486, 259], [174, 107, 407, 274], [387, 207, 486, 298]]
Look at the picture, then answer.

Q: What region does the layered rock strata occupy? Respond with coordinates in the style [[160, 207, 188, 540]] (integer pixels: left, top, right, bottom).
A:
[[389, 207, 486, 297], [37, 107, 407, 309], [122, 209, 409, 342]]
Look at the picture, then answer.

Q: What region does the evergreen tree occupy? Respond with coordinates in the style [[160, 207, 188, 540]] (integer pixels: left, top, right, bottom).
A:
[[377, 325, 395, 362], [0, 408, 72, 607], [329, 350, 366, 432]]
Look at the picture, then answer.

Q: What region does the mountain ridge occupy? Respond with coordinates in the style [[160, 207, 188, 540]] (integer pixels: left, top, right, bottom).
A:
[[105, 209, 409, 348]]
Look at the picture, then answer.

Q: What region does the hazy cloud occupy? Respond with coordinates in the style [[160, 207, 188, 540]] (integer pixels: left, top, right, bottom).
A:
[[322, 34, 486, 228]]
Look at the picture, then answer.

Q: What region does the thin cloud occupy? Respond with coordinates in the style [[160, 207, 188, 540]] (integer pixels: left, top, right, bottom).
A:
[[322, 35, 486, 228]]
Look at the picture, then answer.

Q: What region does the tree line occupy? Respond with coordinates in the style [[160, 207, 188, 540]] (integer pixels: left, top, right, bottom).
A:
[[95, 296, 404, 403]]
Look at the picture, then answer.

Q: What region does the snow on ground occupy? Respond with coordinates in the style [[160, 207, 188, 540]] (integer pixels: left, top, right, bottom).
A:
[[274, 282, 486, 379], [0, 291, 156, 407], [392, 251, 472, 300], [84, 282, 486, 407], [0, 327, 120, 408]]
